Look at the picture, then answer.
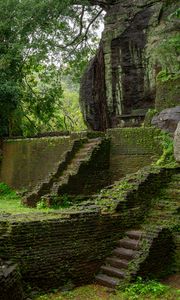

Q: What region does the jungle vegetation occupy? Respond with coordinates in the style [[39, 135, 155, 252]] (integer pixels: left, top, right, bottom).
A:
[[0, 0, 104, 136], [0, 1, 179, 136]]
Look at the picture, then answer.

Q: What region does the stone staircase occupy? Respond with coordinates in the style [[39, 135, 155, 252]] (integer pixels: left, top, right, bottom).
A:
[[23, 138, 103, 207], [95, 230, 144, 288], [96, 229, 150, 288], [95, 170, 180, 289], [45, 138, 103, 203]]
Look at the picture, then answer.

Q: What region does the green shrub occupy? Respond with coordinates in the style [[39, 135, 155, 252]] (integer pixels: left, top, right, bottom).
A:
[[51, 194, 72, 209], [0, 182, 13, 195], [123, 277, 170, 299], [36, 199, 48, 209], [156, 132, 176, 167], [36, 194, 72, 210]]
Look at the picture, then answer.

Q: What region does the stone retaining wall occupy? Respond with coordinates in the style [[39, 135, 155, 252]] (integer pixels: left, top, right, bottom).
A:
[[0, 134, 86, 191], [0, 211, 136, 289], [0, 167, 179, 290], [107, 127, 163, 181], [0, 128, 163, 190]]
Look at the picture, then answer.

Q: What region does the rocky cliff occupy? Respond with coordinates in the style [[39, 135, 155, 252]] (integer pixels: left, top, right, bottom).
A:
[[80, 0, 179, 130]]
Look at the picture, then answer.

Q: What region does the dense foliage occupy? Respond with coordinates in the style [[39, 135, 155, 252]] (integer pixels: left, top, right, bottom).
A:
[[0, 0, 103, 136], [148, 7, 180, 83]]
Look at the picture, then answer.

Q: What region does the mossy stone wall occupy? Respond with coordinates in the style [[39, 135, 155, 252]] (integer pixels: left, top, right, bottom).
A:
[[0, 136, 80, 191], [107, 128, 163, 181], [155, 78, 180, 111], [0, 167, 179, 290], [0, 128, 164, 190], [0, 211, 138, 289]]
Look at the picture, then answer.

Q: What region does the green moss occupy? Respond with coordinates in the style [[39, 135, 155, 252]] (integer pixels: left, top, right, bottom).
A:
[[108, 127, 163, 155], [143, 109, 158, 127], [155, 77, 180, 111], [155, 132, 177, 167], [95, 165, 162, 212]]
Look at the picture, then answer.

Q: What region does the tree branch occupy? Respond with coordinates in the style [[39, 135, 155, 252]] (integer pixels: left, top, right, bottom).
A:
[[60, 8, 103, 51]]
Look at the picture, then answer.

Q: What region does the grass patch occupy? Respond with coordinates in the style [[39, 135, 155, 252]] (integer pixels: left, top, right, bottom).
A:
[[32, 281, 179, 300], [0, 182, 66, 214]]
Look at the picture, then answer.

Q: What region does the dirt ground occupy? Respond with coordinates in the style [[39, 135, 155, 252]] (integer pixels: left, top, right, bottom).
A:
[[161, 274, 180, 289]]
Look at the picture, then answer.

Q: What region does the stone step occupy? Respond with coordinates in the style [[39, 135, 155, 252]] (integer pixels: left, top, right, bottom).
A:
[[95, 274, 119, 288], [64, 164, 80, 174], [154, 203, 179, 210], [81, 144, 97, 151], [76, 149, 91, 155], [153, 199, 179, 205], [88, 138, 101, 142], [112, 247, 136, 260], [155, 199, 179, 204], [117, 238, 139, 250], [147, 219, 172, 225], [126, 230, 144, 240], [83, 143, 98, 149], [106, 257, 129, 269], [73, 158, 88, 164], [75, 153, 88, 159], [148, 214, 176, 221], [150, 208, 178, 214], [48, 140, 103, 196], [164, 188, 180, 195], [167, 182, 180, 188], [100, 265, 125, 279]]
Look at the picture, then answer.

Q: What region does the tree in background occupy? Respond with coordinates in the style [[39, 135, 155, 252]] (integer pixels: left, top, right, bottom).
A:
[[0, 0, 103, 136]]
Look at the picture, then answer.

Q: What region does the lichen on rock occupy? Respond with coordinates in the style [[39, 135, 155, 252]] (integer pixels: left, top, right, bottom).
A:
[[80, 0, 179, 130]]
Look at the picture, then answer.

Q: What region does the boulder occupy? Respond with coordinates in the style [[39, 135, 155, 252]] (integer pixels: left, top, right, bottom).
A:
[[174, 122, 180, 163], [151, 106, 180, 134]]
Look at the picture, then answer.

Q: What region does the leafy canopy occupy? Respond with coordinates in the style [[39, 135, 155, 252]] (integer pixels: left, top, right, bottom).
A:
[[0, 0, 103, 136]]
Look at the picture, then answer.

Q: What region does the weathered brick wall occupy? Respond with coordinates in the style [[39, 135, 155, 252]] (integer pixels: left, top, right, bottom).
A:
[[0, 210, 140, 289], [0, 167, 179, 291], [0, 128, 163, 191], [0, 132, 107, 192], [0, 134, 86, 191], [137, 229, 176, 279], [107, 128, 163, 181]]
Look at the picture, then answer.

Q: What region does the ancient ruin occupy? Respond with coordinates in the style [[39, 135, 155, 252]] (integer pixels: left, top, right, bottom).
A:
[[0, 0, 179, 299]]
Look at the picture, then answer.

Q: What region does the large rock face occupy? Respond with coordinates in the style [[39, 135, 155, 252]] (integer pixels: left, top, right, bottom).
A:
[[174, 122, 180, 162], [80, 0, 179, 130], [80, 43, 110, 130]]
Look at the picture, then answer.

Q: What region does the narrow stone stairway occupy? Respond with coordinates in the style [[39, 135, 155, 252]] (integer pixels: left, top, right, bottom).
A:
[[47, 138, 102, 200], [96, 230, 144, 288], [95, 170, 180, 289], [23, 138, 103, 206]]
